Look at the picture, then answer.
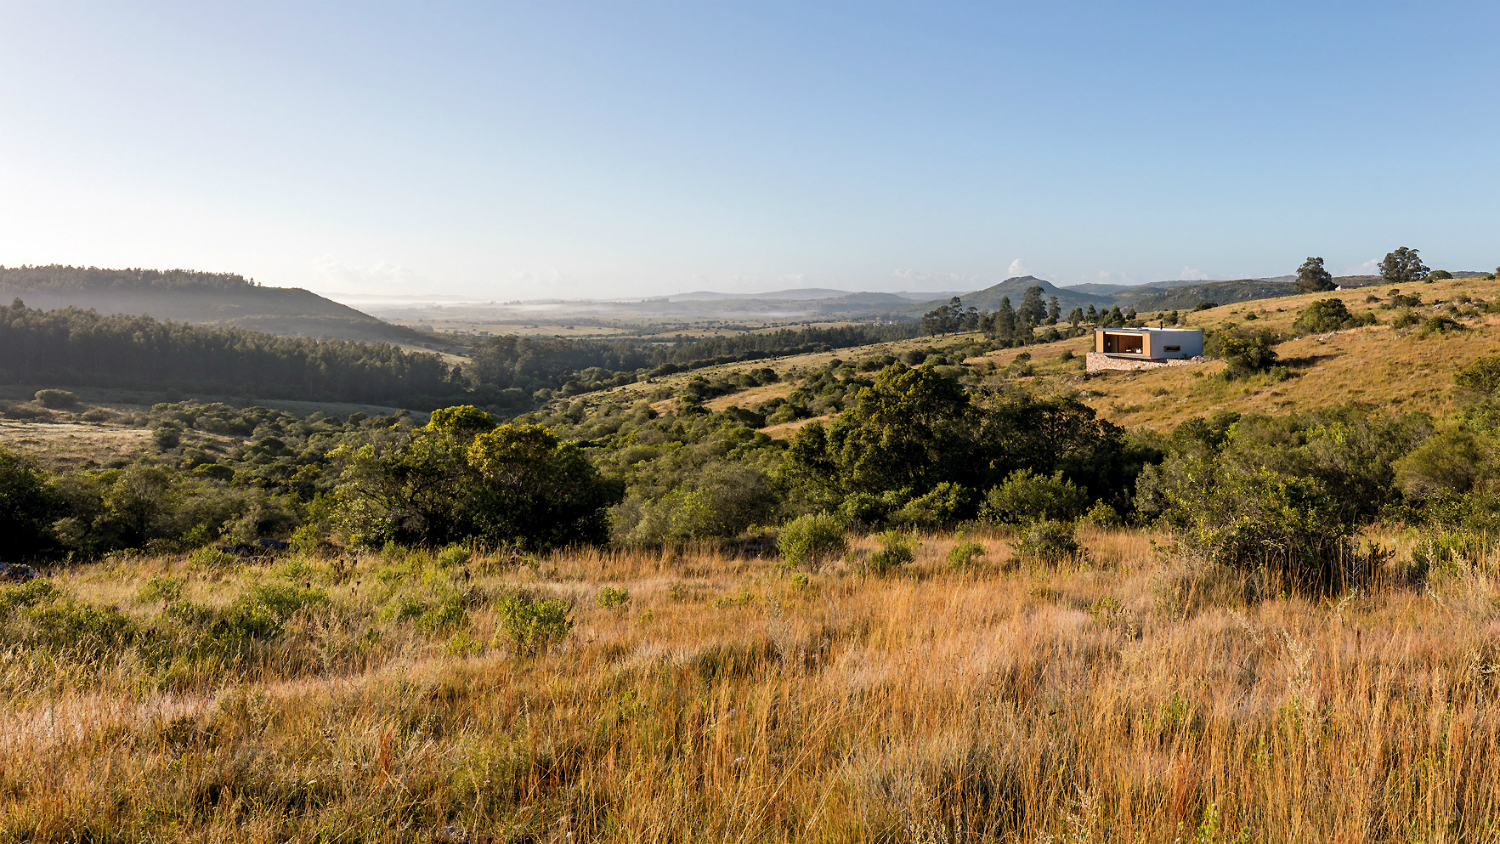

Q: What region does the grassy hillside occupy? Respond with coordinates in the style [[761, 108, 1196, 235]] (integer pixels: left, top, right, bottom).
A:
[[0, 265, 447, 349], [2, 533, 1496, 841], [552, 273, 1500, 438]]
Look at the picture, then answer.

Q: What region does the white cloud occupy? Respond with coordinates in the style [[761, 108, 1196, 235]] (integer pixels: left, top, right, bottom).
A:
[[1344, 259, 1381, 276], [1007, 259, 1031, 277], [1179, 265, 1211, 281]]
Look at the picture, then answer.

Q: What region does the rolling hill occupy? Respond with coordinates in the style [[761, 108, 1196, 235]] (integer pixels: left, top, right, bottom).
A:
[[0, 265, 448, 349], [902, 276, 1115, 316]]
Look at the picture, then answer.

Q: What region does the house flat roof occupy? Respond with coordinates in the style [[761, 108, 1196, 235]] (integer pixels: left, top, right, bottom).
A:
[[1095, 327, 1202, 334]]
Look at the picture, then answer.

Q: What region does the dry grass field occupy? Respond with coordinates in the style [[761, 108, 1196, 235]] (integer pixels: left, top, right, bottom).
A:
[[4, 529, 1499, 842]]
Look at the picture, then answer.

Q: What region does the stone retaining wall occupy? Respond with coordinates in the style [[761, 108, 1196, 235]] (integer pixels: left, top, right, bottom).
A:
[[1086, 352, 1205, 374]]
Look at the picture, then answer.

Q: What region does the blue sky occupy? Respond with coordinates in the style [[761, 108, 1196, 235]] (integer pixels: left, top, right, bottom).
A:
[[1, 1, 1496, 299]]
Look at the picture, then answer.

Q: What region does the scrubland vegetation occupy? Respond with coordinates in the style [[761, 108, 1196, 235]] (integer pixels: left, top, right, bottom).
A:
[[5, 256, 1500, 840], [3, 530, 1500, 842]]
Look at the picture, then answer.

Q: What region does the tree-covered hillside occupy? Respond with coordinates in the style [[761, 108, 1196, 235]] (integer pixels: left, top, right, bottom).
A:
[[0, 265, 441, 347], [0, 300, 462, 405]]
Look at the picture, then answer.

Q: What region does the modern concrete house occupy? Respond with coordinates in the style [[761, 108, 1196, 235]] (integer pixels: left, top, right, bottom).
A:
[[1087, 327, 1204, 374]]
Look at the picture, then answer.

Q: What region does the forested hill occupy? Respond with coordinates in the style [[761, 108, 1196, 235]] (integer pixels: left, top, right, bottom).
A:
[[0, 299, 462, 405], [0, 265, 443, 348]]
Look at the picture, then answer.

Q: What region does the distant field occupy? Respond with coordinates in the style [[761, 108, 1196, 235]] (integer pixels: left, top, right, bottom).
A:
[[567, 274, 1500, 434], [0, 418, 153, 471]]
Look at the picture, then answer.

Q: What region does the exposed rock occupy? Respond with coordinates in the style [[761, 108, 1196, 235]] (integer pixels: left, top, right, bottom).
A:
[[0, 563, 40, 583]]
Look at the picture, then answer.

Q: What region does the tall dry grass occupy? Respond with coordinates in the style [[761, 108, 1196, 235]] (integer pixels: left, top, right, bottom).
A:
[[1, 529, 1498, 842]]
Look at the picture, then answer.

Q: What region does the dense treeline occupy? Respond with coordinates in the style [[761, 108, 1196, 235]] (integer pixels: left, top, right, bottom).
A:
[[0, 264, 256, 292], [0, 300, 462, 404], [467, 323, 921, 398]]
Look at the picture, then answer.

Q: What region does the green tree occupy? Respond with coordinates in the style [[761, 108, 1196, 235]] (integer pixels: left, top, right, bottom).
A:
[[1211, 329, 1279, 379], [1294, 257, 1336, 294], [991, 296, 1017, 341], [0, 446, 64, 560], [334, 407, 618, 548], [1293, 298, 1356, 333], [1380, 247, 1429, 285], [1017, 286, 1047, 329], [789, 363, 980, 501]]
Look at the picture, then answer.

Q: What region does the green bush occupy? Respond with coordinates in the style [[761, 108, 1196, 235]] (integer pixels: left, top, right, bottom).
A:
[[135, 574, 186, 604], [867, 530, 916, 575], [189, 546, 239, 570], [777, 513, 848, 571], [417, 593, 469, 632], [947, 541, 986, 569], [495, 593, 573, 658], [1291, 298, 1373, 334], [0, 579, 60, 614], [891, 482, 971, 528], [1076, 501, 1122, 528], [238, 581, 330, 622], [1455, 354, 1500, 394], [1391, 310, 1421, 330], [1158, 461, 1362, 592], [33, 389, 80, 409], [1210, 329, 1280, 379], [1418, 316, 1464, 338], [981, 469, 1088, 525], [1014, 520, 1081, 562], [596, 585, 631, 613]]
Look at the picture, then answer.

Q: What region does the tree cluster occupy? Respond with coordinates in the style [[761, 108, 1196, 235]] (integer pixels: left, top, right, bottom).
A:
[[0, 300, 461, 404], [0, 264, 258, 293]]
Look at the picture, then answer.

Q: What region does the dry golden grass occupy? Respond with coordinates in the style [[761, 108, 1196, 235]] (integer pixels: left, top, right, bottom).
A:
[[3, 530, 1498, 842], [0, 419, 154, 472]]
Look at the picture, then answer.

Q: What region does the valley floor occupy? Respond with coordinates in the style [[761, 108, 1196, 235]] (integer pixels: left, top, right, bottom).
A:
[[2, 530, 1497, 842]]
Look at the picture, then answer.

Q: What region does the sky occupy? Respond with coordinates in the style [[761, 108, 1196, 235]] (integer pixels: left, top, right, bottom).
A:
[[1, 1, 1496, 300]]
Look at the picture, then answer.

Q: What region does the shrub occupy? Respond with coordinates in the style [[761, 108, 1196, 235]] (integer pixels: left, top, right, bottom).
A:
[[135, 574, 185, 604], [981, 469, 1089, 525], [33, 389, 80, 409], [152, 426, 182, 450], [26, 599, 136, 652], [1076, 501, 1122, 528], [436, 543, 473, 567], [189, 546, 240, 570], [777, 513, 848, 571], [1014, 520, 1081, 562], [495, 593, 573, 657], [596, 585, 631, 613], [1292, 298, 1356, 334], [0, 579, 60, 614], [1391, 310, 1421, 330], [1162, 462, 1363, 593], [1455, 354, 1500, 394], [890, 482, 972, 528], [1210, 329, 1279, 379], [867, 530, 916, 575], [947, 541, 985, 569], [1418, 316, 1464, 338], [239, 581, 330, 622]]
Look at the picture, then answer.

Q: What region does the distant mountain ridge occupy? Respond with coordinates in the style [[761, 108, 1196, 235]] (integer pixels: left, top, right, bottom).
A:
[[0, 264, 444, 348]]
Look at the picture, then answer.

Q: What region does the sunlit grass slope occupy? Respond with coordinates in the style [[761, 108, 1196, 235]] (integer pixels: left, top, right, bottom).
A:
[[3, 532, 1499, 841]]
